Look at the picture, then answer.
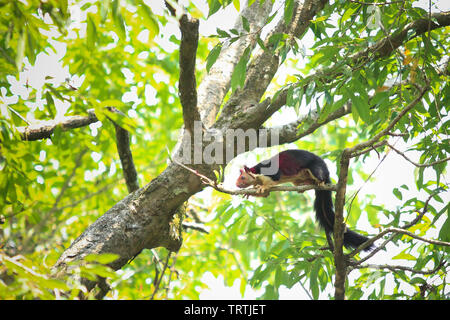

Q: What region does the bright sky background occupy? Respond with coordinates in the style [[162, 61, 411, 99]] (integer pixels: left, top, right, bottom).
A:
[[3, 0, 449, 300]]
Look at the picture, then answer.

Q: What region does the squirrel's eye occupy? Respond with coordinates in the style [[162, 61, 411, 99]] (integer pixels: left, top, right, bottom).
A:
[[241, 176, 245, 180]]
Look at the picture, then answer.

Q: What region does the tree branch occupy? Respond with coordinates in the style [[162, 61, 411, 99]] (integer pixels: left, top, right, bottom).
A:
[[352, 260, 447, 275], [197, 0, 274, 127], [215, 0, 330, 131], [331, 84, 430, 299], [52, 2, 339, 297], [179, 14, 201, 133], [351, 11, 450, 62], [333, 150, 350, 300], [347, 85, 429, 156], [113, 124, 139, 193], [17, 109, 98, 141], [348, 189, 444, 259], [182, 222, 209, 234], [106, 107, 140, 194], [349, 0, 404, 5], [401, 190, 438, 230], [260, 8, 448, 148], [386, 142, 450, 168], [260, 11, 449, 142]]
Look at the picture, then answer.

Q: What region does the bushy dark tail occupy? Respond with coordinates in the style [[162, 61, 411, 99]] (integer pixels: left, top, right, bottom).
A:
[[343, 229, 373, 250], [314, 190, 373, 251]]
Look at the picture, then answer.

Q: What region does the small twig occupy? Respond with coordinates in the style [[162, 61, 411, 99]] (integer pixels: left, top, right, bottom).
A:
[[164, 251, 179, 298], [113, 123, 139, 193], [186, 207, 206, 224], [387, 143, 450, 168], [150, 252, 172, 300], [387, 131, 408, 137], [182, 222, 209, 234], [386, 227, 450, 246], [351, 233, 397, 266], [22, 149, 87, 251], [348, 191, 442, 260], [298, 280, 314, 300], [345, 140, 391, 222], [401, 190, 439, 229], [8, 106, 30, 125], [352, 260, 447, 275], [347, 85, 429, 156], [348, 227, 450, 262], [349, 0, 404, 5]]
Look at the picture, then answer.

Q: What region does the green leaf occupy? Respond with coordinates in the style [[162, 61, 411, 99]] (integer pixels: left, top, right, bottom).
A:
[[230, 46, 250, 91], [216, 28, 230, 38], [309, 261, 320, 299], [86, 13, 97, 50], [366, 205, 380, 226], [15, 30, 27, 70], [286, 85, 294, 107], [438, 214, 450, 242], [393, 188, 402, 200], [104, 108, 137, 132], [284, 0, 294, 26], [208, 0, 221, 17], [81, 264, 116, 279], [242, 16, 250, 32], [113, 12, 126, 40], [350, 94, 370, 123], [409, 277, 426, 285], [233, 0, 240, 12], [137, 2, 159, 41], [45, 91, 55, 118], [392, 252, 416, 261], [206, 43, 222, 73], [341, 6, 357, 25]]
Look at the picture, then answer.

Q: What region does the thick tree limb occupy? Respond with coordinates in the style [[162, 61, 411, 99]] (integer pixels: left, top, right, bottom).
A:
[[197, 0, 274, 127], [179, 14, 201, 134], [53, 162, 201, 282], [214, 0, 330, 133]]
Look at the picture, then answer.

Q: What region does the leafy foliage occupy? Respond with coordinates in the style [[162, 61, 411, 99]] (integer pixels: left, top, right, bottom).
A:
[[0, 0, 448, 300]]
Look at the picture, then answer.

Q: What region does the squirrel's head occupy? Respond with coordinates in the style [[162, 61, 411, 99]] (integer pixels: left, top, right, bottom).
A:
[[236, 165, 256, 188]]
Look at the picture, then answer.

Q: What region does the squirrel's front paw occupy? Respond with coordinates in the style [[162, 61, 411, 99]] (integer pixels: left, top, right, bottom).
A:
[[255, 185, 270, 197]]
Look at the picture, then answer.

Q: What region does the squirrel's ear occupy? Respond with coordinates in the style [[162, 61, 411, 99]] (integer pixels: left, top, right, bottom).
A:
[[243, 165, 250, 173], [239, 169, 244, 174]]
